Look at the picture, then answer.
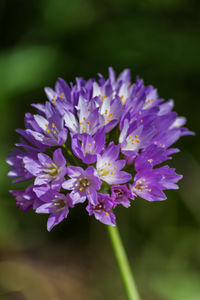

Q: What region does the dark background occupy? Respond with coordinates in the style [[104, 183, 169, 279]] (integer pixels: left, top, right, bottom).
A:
[[0, 1, 199, 299]]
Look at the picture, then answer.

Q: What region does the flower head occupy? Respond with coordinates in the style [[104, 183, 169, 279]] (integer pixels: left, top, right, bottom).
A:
[[7, 67, 193, 230]]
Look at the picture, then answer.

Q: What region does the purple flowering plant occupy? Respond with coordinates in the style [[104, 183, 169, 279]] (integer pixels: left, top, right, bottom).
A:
[[7, 67, 193, 231], [7, 67, 193, 299]]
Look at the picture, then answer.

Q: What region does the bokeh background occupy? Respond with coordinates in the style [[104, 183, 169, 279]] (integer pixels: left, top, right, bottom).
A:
[[0, 0, 200, 299]]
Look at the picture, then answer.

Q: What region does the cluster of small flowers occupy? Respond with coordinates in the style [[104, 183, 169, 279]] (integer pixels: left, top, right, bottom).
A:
[[7, 68, 193, 230]]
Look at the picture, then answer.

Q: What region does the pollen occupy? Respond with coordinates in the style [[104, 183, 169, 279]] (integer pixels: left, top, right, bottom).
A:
[[93, 141, 96, 144], [79, 187, 83, 191], [87, 121, 90, 125], [111, 172, 114, 175], [45, 124, 49, 127], [120, 95, 124, 99], [46, 129, 50, 133], [83, 117, 86, 121], [136, 138, 140, 143], [52, 123, 55, 128], [129, 135, 132, 139], [108, 113, 113, 117], [107, 119, 111, 122], [106, 212, 109, 216], [80, 122, 83, 125], [108, 163, 111, 166], [88, 143, 91, 146], [114, 166, 117, 169]]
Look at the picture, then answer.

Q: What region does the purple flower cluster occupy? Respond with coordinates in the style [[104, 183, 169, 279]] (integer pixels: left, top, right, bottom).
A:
[[7, 68, 193, 230]]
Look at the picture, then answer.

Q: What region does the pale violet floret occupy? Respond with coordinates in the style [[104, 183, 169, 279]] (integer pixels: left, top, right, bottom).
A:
[[96, 142, 132, 184], [62, 166, 102, 205]]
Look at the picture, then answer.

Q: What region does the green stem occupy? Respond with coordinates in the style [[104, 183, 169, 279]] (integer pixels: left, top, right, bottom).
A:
[[62, 144, 77, 165], [107, 225, 141, 300]]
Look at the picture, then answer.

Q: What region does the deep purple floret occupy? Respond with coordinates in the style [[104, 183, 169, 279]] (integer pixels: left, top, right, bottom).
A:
[[6, 148, 35, 183], [86, 193, 116, 226], [111, 185, 134, 208], [10, 185, 41, 212], [71, 128, 105, 164]]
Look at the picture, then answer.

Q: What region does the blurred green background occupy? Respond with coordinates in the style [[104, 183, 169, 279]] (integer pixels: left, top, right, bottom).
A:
[[0, 0, 199, 299]]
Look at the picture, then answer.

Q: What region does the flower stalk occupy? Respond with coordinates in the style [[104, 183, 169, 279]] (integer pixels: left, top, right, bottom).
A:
[[107, 224, 141, 300]]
